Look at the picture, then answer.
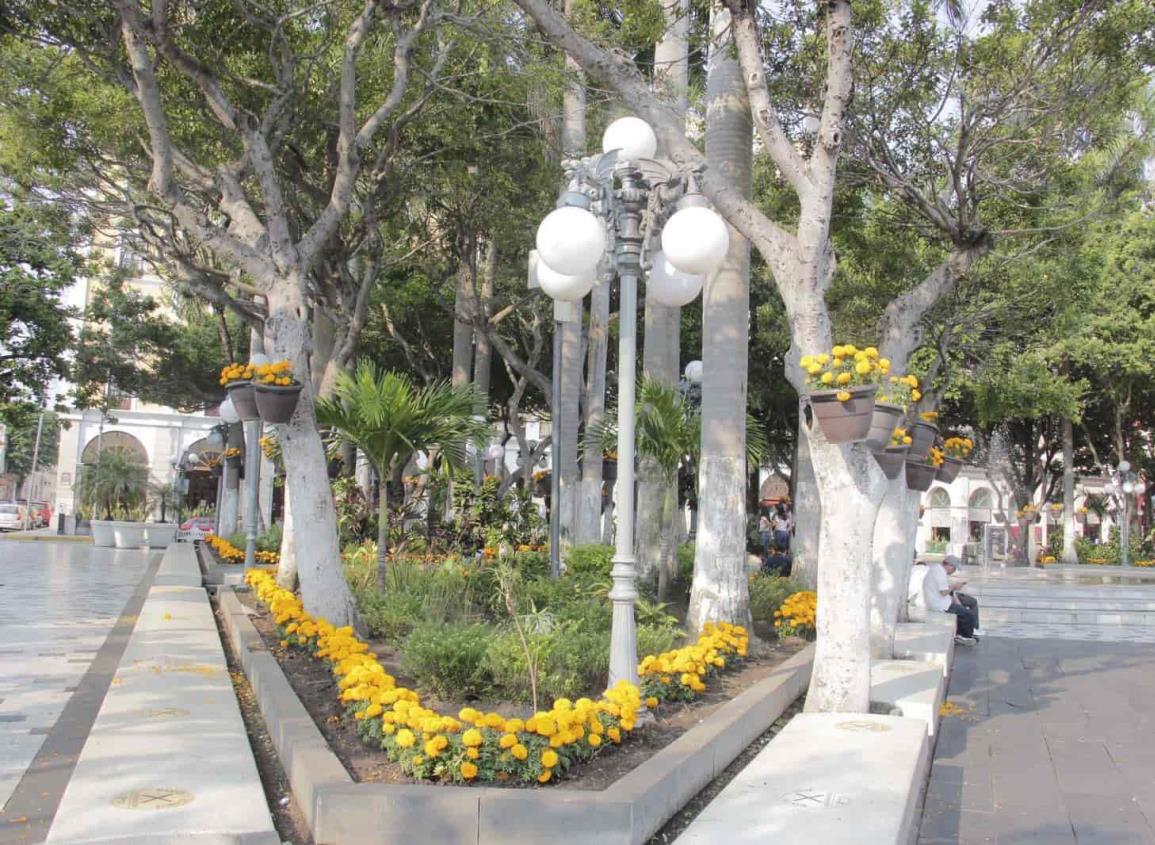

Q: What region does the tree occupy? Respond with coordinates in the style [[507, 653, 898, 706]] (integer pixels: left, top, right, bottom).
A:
[[317, 362, 489, 587]]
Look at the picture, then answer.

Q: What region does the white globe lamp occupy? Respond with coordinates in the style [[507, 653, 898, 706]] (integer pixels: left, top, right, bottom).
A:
[[536, 204, 605, 277], [661, 202, 729, 274], [537, 258, 596, 302], [219, 396, 240, 424], [647, 250, 704, 307], [602, 116, 658, 161], [250, 352, 270, 367], [484, 444, 506, 461], [1124, 481, 1135, 495], [684, 360, 703, 385], [1119, 460, 1132, 473]]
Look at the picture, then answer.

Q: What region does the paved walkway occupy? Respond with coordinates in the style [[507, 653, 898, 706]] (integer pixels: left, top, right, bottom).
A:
[[919, 636, 1155, 844], [0, 541, 154, 842]]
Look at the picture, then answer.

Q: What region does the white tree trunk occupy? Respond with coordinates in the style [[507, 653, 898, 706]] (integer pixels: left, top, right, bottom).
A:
[[275, 484, 298, 589], [869, 475, 915, 658], [576, 280, 609, 543], [266, 288, 357, 626], [1061, 417, 1078, 565], [896, 493, 920, 623], [472, 241, 496, 399], [452, 260, 475, 388], [791, 414, 821, 589], [558, 317, 584, 550], [805, 434, 887, 712], [688, 2, 752, 633], [219, 460, 240, 537]]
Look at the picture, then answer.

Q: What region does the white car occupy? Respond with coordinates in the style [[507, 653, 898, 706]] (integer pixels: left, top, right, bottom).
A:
[[0, 503, 27, 532]]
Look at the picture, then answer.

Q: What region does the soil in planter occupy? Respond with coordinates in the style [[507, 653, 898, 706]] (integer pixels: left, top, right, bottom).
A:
[[237, 590, 806, 791]]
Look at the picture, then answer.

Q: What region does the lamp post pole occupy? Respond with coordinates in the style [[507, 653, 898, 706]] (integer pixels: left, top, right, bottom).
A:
[[243, 418, 262, 571]]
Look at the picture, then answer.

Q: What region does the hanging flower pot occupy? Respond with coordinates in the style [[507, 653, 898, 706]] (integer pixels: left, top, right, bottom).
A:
[[226, 381, 260, 421], [809, 385, 878, 444], [936, 456, 963, 483], [254, 382, 303, 424], [532, 471, 551, 497], [863, 403, 904, 452], [907, 421, 939, 461], [874, 445, 909, 480], [905, 460, 938, 492]]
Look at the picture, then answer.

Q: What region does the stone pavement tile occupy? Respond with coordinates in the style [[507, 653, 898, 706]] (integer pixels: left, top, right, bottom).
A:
[[925, 765, 995, 813], [996, 820, 1077, 845], [919, 807, 1000, 844], [1062, 793, 1155, 845], [1048, 739, 1128, 797]]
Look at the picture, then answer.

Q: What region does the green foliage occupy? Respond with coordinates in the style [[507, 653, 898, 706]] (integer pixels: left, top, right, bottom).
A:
[[749, 574, 806, 625], [0, 406, 60, 482], [1075, 527, 1148, 567], [75, 450, 149, 520], [226, 524, 282, 555], [565, 544, 615, 578], [676, 543, 696, 584], [453, 476, 546, 549], [401, 622, 496, 699]]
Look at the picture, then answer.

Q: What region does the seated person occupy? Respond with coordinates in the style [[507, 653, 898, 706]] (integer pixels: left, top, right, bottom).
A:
[[943, 555, 983, 637], [923, 556, 980, 644], [764, 544, 792, 576]]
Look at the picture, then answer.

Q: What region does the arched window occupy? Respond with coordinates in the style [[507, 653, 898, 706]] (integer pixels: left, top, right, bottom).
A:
[[81, 431, 148, 465], [928, 487, 951, 509], [969, 488, 994, 510]]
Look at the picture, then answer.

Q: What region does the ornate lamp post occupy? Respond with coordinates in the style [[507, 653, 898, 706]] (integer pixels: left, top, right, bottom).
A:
[[532, 116, 729, 692], [1105, 460, 1144, 568]]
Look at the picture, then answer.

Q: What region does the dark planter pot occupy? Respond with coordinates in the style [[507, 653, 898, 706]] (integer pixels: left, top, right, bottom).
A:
[[226, 381, 261, 421], [908, 421, 939, 461], [254, 382, 303, 424], [905, 460, 938, 492], [808, 385, 878, 444], [211, 465, 223, 478], [874, 445, 910, 480], [864, 403, 904, 452], [533, 476, 551, 497], [935, 457, 963, 483], [603, 458, 618, 482]]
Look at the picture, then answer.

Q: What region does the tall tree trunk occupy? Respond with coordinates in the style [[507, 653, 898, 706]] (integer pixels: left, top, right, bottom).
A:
[[557, 8, 586, 553], [637, 0, 690, 581], [1061, 417, 1078, 565], [452, 258, 475, 388], [576, 279, 609, 543], [266, 282, 357, 627], [377, 477, 389, 590], [791, 415, 820, 589], [869, 476, 915, 657], [656, 477, 679, 600], [687, 2, 753, 634], [275, 484, 297, 589], [473, 241, 497, 399]]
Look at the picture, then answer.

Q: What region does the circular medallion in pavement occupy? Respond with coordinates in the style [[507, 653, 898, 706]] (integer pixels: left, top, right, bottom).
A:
[[111, 788, 194, 810], [146, 707, 191, 719], [835, 720, 892, 733]]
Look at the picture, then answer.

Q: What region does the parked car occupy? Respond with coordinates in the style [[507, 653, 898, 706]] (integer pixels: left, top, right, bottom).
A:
[[178, 516, 215, 541], [0, 502, 27, 532], [32, 502, 52, 527]]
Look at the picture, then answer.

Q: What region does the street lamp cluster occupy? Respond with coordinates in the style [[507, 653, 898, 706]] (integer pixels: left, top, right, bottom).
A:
[[1104, 460, 1146, 568], [215, 352, 269, 571], [532, 115, 729, 694]]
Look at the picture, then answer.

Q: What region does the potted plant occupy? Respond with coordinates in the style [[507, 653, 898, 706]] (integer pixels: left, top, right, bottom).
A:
[[936, 435, 972, 483], [802, 344, 887, 444], [220, 362, 260, 420], [75, 451, 150, 548], [908, 411, 939, 461], [603, 449, 618, 481], [865, 373, 921, 451], [252, 359, 303, 423], [905, 456, 938, 491], [874, 427, 912, 479]]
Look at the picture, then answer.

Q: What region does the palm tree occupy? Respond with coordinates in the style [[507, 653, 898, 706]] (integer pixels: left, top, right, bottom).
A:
[[316, 362, 490, 587], [591, 380, 766, 599], [76, 450, 150, 520]]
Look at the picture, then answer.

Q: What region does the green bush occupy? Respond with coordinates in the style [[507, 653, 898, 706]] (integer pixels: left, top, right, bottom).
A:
[[401, 622, 496, 699], [359, 591, 425, 641], [566, 544, 614, 578], [508, 549, 550, 579], [676, 543, 695, 583], [749, 573, 805, 624]]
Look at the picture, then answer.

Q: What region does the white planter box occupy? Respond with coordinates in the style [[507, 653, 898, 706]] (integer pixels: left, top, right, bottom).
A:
[[91, 520, 116, 548], [111, 521, 148, 549]]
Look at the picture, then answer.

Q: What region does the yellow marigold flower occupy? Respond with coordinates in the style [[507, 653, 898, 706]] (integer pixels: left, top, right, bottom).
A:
[[855, 359, 872, 375], [423, 739, 441, 758], [538, 769, 552, 783], [460, 761, 478, 779], [541, 749, 559, 768], [820, 372, 834, 385], [395, 729, 416, 748], [466, 747, 480, 760], [462, 728, 483, 748], [412, 755, 424, 766], [484, 713, 505, 729], [836, 372, 852, 385], [588, 733, 602, 748], [499, 733, 518, 749], [645, 696, 658, 709], [511, 743, 528, 761], [607, 727, 621, 743], [836, 391, 851, 402], [505, 718, 524, 733]]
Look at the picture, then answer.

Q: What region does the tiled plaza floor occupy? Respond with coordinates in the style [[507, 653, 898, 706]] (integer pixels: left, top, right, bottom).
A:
[[0, 542, 152, 819], [920, 636, 1155, 844]]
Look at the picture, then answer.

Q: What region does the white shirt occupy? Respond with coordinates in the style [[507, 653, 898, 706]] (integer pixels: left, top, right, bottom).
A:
[[908, 564, 928, 614], [923, 562, 953, 613]]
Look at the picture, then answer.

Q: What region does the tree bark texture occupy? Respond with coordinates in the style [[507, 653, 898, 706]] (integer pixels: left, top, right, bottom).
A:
[[473, 241, 497, 399], [869, 475, 915, 658], [558, 317, 584, 550], [576, 280, 610, 544], [1061, 417, 1078, 565], [688, 2, 753, 634], [790, 414, 820, 589], [452, 260, 475, 388], [377, 478, 389, 589]]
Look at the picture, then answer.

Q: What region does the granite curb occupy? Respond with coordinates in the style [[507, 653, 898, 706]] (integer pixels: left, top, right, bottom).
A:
[[219, 586, 814, 845]]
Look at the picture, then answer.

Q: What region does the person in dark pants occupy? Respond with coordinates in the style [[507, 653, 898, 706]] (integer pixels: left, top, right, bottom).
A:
[[764, 545, 792, 576], [924, 556, 979, 644], [943, 556, 983, 637], [773, 502, 792, 551]]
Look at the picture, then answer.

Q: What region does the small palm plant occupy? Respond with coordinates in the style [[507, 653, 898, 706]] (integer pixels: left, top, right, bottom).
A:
[[76, 450, 150, 520], [316, 362, 490, 588]]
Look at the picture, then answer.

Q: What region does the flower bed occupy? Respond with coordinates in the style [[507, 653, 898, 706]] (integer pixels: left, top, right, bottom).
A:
[[205, 533, 280, 566], [773, 591, 817, 639], [245, 569, 750, 786]]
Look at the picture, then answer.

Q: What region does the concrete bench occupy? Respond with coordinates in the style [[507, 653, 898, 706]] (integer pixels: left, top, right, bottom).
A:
[[153, 541, 203, 587], [893, 616, 956, 677], [870, 659, 946, 737], [675, 713, 929, 845], [46, 583, 278, 845]]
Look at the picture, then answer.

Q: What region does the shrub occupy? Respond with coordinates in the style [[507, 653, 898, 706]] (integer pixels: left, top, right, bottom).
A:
[[359, 591, 425, 641], [401, 622, 496, 699], [749, 573, 805, 625], [676, 543, 695, 583], [566, 544, 614, 578], [508, 549, 550, 579]]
